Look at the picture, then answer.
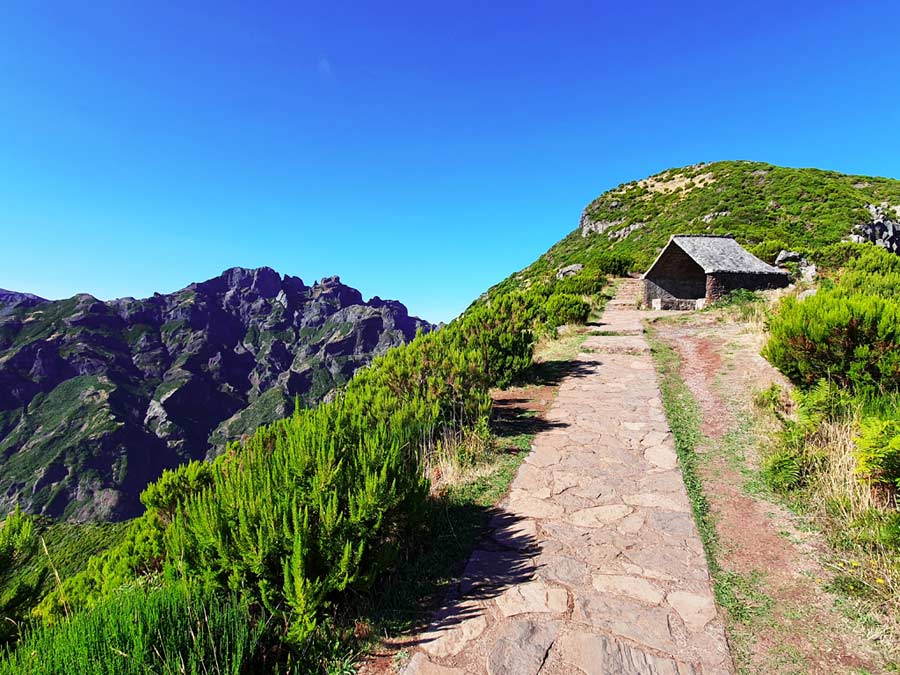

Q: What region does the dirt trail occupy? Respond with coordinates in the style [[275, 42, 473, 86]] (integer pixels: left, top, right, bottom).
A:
[[656, 315, 889, 674], [400, 281, 733, 675]]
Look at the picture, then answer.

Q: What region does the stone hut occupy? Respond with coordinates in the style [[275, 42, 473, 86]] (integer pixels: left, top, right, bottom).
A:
[[643, 235, 790, 309]]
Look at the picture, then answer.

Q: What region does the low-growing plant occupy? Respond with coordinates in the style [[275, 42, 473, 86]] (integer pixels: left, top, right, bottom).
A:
[[750, 239, 793, 264], [855, 417, 900, 488], [554, 268, 606, 296], [2, 582, 266, 675], [763, 291, 900, 392], [0, 508, 40, 647], [712, 288, 762, 307], [762, 449, 805, 492]]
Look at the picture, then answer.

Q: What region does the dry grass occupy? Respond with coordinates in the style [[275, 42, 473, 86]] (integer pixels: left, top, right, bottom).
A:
[[804, 416, 900, 617], [626, 170, 716, 198], [424, 424, 495, 494]]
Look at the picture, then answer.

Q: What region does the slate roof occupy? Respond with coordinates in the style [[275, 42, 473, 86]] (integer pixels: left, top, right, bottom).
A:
[[645, 235, 789, 276]]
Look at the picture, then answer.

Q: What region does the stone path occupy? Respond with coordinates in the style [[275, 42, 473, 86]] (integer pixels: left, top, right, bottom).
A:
[[402, 280, 733, 675]]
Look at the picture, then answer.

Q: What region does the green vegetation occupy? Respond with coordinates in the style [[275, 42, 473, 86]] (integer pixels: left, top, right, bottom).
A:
[[1, 272, 604, 672], [1, 583, 266, 675], [855, 418, 900, 488], [760, 245, 900, 637], [0, 508, 38, 648], [542, 293, 591, 330], [763, 250, 900, 393]]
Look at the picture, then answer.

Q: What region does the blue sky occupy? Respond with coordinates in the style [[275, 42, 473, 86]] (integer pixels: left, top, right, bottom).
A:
[[2, 1, 899, 322]]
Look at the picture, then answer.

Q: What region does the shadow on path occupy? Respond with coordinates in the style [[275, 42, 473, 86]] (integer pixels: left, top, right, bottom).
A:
[[515, 358, 596, 388], [395, 507, 538, 651]]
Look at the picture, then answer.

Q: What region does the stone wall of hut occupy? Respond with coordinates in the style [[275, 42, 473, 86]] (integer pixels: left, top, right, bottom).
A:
[[705, 272, 790, 301]]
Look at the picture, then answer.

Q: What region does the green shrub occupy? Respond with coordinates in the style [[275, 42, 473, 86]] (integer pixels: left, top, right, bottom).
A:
[[836, 269, 900, 298], [750, 239, 793, 264], [592, 252, 634, 276], [543, 293, 590, 330], [812, 241, 868, 270], [139, 460, 214, 524], [854, 417, 900, 487], [763, 290, 900, 392], [846, 245, 900, 275], [163, 401, 429, 645], [711, 288, 762, 307], [554, 267, 606, 296], [0, 508, 40, 647]]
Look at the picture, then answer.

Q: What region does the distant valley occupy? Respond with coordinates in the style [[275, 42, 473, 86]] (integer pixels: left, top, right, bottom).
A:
[[0, 268, 430, 521]]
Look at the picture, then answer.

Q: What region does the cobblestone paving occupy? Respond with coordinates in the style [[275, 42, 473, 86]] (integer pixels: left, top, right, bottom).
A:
[[403, 281, 733, 675]]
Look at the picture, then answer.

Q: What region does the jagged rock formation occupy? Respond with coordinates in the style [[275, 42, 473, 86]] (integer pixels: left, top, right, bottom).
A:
[[0, 268, 430, 522], [849, 203, 900, 253]]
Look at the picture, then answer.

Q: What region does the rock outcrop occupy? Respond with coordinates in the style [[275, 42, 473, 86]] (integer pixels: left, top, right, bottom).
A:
[[849, 203, 900, 253], [0, 268, 431, 521]]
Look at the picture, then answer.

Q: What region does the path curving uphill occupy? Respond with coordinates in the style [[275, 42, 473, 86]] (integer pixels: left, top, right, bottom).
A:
[[403, 280, 733, 675]]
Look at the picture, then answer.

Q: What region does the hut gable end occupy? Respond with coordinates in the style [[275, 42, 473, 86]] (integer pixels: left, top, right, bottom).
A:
[[642, 235, 789, 309]]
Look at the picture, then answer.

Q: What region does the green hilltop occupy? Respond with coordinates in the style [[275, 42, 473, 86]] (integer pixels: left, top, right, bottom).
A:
[[492, 160, 900, 293]]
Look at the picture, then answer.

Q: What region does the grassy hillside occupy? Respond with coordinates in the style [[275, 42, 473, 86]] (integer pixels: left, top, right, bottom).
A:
[[491, 160, 900, 294]]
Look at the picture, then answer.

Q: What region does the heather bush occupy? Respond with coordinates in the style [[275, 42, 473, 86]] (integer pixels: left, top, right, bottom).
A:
[[763, 289, 900, 392], [554, 267, 607, 296], [0, 508, 39, 647], [749, 239, 792, 264], [543, 293, 591, 330]]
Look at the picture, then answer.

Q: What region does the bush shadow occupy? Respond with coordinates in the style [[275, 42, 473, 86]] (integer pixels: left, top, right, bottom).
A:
[[390, 506, 538, 653]]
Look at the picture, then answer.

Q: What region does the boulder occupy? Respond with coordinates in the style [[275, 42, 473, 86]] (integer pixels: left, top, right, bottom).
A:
[[775, 250, 802, 265], [556, 264, 584, 279]]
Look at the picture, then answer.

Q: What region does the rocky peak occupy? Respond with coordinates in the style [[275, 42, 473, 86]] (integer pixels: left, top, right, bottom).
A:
[[0, 289, 46, 307], [311, 275, 364, 308]]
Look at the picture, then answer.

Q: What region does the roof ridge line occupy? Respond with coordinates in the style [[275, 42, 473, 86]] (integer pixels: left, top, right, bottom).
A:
[[671, 234, 735, 239]]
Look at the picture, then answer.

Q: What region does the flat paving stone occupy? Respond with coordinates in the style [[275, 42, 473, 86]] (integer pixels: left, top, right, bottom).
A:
[[403, 281, 732, 675], [418, 603, 488, 658], [667, 590, 719, 632], [404, 653, 466, 675], [555, 630, 697, 675], [496, 579, 568, 617], [486, 620, 559, 675], [592, 573, 665, 605]]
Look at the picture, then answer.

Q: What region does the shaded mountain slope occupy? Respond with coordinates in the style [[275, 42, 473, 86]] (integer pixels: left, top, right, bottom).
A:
[[0, 289, 47, 317], [0, 268, 430, 521]]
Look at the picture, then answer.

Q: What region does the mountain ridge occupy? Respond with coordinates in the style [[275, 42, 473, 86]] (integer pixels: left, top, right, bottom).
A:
[[0, 266, 431, 521]]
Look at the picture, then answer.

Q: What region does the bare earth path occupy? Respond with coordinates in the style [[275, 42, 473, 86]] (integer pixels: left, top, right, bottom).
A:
[[402, 281, 734, 675]]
